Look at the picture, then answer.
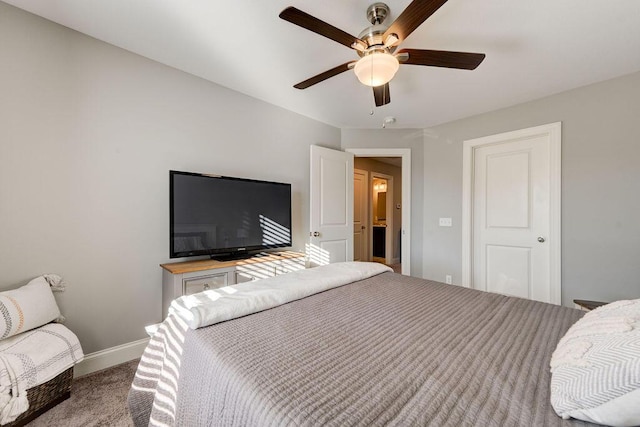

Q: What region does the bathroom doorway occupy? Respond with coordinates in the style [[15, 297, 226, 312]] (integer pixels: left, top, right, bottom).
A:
[[347, 148, 410, 275], [371, 173, 394, 266], [351, 156, 402, 274]]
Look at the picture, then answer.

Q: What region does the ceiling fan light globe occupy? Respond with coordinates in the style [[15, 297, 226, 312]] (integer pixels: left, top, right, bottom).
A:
[[354, 52, 399, 87]]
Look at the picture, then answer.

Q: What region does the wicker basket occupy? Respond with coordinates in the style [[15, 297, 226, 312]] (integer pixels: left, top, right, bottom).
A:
[[4, 367, 73, 427]]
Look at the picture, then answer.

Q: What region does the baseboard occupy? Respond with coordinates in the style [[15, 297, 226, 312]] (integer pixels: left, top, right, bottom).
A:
[[74, 337, 149, 378]]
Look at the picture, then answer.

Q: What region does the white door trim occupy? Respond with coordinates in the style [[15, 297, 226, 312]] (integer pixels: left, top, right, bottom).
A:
[[346, 148, 411, 276], [461, 122, 562, 304], [354, 168, 369, 261]]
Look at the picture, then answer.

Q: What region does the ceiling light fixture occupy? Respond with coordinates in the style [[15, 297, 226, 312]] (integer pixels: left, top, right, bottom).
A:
[[374, 181, 387, 191], [354, 51, 399, 87]]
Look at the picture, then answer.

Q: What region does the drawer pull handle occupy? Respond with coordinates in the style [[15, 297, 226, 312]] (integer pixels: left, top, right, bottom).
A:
[[204, 283, 210, 290]]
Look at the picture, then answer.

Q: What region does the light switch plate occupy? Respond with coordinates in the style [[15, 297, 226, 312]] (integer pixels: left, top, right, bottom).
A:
[[439, 217, 452, 227]]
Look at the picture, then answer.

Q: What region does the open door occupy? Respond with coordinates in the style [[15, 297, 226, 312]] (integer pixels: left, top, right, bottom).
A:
[[308, 146, 354, 267]]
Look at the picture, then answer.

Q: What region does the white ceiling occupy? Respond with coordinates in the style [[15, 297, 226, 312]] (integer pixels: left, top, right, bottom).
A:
[[6, 0, 640, 129]]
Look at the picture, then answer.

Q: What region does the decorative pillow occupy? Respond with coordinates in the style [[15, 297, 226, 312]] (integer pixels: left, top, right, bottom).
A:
[[550, 299, 640, 426], [0, 276, 62, 340], [42, 273, 66, 292]]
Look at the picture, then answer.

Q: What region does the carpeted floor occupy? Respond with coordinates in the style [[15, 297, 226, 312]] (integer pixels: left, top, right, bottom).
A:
[[27, 359, 139, 427]]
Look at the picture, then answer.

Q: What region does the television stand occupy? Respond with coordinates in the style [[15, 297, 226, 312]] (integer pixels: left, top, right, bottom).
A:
[[210, 252, 254, 261], [160, 251, 305, 317]]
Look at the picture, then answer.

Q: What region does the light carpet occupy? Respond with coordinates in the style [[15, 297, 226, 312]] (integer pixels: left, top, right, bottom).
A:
[[27, 359, 138, 426]]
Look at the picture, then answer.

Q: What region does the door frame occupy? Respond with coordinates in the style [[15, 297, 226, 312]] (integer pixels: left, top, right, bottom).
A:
[[461, 122, 562, 304], [346, 148, 411, 275], [353, 168, 369, 261]]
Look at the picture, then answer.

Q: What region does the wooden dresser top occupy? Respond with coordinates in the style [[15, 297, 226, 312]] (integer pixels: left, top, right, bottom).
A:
[[160, 251, 305, 274]]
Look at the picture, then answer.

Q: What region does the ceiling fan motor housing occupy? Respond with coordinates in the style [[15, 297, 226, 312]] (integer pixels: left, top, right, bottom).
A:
[[358, 25, 388, 55], [367, 2, 390, 25], [358, 3, 396, 57]]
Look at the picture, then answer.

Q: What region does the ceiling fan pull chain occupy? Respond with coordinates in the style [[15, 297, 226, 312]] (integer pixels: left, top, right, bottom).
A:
[[381, 85, 387, 127]]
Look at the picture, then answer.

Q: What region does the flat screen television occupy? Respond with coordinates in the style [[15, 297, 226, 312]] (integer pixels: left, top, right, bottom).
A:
[[170, 171, 292, 259]]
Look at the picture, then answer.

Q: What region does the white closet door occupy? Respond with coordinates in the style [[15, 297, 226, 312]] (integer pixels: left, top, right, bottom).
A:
[[472, 132, 554, 303]]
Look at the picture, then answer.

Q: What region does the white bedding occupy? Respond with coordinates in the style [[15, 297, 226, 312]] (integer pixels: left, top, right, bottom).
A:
[[169, 261, 392, 329]]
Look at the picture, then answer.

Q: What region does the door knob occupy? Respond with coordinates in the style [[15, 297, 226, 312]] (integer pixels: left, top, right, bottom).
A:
[[361, 225, 366, 230], [537, 237, 545, 243], [312, 231, 320, 237]]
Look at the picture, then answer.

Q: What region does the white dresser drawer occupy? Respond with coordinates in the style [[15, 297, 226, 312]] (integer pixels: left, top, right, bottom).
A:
[[183, 273, 228, 295], [235, 270, 258, 284], [161, 251, 306, 317]]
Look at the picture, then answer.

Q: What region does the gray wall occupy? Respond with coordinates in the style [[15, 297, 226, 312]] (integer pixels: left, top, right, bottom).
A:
[[342, 129, 424, 277], [423, 71, 640, 306], [0, 3, 340, 353], [3, 2, 637, 357]]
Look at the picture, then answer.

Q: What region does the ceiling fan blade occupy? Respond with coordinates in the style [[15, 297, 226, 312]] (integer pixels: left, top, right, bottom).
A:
[[293, 62, 355, 89], [383, 0, 449, 44], [373, 83, 391, 107], [280, 7, 365, 50], [398, 48, 485, 70]]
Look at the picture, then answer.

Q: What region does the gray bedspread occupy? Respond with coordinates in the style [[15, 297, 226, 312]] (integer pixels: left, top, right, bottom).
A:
[[128, 272, 595, 426]]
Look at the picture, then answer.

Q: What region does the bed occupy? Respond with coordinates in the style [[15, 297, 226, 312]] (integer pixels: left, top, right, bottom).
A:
[[128, 262, 598, 426]]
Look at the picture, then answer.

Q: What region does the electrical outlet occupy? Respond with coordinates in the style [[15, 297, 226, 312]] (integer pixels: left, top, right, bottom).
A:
[[445, 275, 452, 284], [439, 217, 452, 227]]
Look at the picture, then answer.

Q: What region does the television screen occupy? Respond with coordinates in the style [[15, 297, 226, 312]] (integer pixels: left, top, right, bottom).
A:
[[170, 171, 292, 258]]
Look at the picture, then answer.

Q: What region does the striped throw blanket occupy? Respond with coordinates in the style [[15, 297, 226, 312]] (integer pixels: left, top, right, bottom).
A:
[[0, 323, 83, 424]]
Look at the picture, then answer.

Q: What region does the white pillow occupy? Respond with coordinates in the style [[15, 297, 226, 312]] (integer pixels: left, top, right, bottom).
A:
[[0, 276, 62, 339], [550, 299, 640, 426]]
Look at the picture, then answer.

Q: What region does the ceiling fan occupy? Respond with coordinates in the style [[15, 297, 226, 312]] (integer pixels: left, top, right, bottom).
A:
[[279, 0, 485, 107]]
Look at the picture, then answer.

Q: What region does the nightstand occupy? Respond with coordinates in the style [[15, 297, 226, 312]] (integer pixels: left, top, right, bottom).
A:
[[573, 299, 607, 311]]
